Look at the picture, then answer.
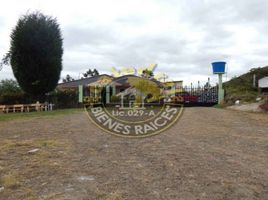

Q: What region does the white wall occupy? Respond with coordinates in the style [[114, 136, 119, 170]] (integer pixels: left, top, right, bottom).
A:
[[258, 77, 268, 88]]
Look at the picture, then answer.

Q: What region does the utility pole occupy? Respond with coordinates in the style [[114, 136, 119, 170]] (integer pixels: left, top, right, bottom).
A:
[[253, 74, 256, 88]]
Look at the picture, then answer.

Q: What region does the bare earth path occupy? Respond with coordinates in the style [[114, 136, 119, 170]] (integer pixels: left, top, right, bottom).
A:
[[0, 107, 268, 200]]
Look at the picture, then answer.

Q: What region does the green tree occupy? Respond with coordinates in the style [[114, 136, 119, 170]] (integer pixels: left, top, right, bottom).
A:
[[2, 11, 63, 98], [83, 68, 99, 78], [0, 79, 22, 95], [93, 69, 99, 76], [141, 69, 154, 79], [0, 79, 27, 104], [62, 74, 75, 83]]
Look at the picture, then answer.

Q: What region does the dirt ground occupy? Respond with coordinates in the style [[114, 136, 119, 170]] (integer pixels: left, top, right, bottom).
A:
[[0, 107, 268, 200]]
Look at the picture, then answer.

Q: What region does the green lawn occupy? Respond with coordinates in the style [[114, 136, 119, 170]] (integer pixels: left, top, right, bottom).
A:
[[0, 108, 84, 122]]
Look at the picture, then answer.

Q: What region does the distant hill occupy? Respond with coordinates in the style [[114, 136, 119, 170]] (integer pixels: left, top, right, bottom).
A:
[[223, 66, 268, 102]]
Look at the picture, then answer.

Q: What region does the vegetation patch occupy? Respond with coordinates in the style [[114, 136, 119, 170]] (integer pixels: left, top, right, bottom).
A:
[[106, 191, 125, 200], [0, 108, 84, 122], [1, 173, 20, 189], [259, 103, 268, 111], [224, 66, 268, 103]]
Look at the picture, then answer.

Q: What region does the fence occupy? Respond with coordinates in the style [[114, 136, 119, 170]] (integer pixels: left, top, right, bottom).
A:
[[164, 85, 218, 106], [83, 84, 219, 107]]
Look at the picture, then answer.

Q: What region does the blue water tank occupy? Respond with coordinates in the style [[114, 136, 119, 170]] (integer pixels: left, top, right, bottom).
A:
[[212, 62, 226, 74]]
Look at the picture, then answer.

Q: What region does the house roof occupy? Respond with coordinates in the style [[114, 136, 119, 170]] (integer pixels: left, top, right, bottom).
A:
[[164, 80, 183, 84], [57, 74, 113, 88], [111, 74, 163, 87], [57, 74, 182, 89]]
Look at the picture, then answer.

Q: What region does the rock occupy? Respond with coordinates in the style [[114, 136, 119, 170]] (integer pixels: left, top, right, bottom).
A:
[[0, 186, 4, 192], [28, 148, 40, 153], [227, 102, 263, 112], [77, 176, 95, 181], [235, 100, 240, 105], [41, 182, 47, 186], [256, 97, 262, 102]]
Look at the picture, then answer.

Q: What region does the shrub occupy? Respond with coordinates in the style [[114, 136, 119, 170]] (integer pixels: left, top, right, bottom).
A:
[[259, 103, 268, 111], [49, 90, 78, 109], [0, 79, 33, 104], [110, 95, 121, 103]]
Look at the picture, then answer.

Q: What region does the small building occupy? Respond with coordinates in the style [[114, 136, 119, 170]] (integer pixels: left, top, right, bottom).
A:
[[57, 74, 183, 104], [258, 77, 268, 93], [57, 74, 113, 96]]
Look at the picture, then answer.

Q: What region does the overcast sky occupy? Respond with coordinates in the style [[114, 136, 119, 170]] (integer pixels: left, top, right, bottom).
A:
[[1, 0, 268, 85]]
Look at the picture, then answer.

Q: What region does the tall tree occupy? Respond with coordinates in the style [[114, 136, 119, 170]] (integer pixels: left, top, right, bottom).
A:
[[93, 68, 99, 76], [62, 74, 75, 83], [83, 68, 99, 78], [141, 69, 154, 79], [2, 11, 63, 98], [0, 79, 22, 95]]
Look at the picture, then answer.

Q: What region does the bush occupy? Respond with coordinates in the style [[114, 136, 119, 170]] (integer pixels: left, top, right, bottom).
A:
[[224, 90, 258, 104], [0, 93, 31, 105], [49, 90, 78, 109], [0, 79, 31, 104], [110, 95, 120, 103], [0, 79, 79, 108], [83, 96, 101, 104], [259, 103, 268, 111]]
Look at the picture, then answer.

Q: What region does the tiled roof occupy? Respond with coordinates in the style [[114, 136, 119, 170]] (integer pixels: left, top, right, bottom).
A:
[[111, 74, 163, 87], [57, 74, 113, 88]]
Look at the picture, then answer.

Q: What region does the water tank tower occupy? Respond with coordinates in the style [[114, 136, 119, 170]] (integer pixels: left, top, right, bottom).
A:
[[212, 61, 226, 104]]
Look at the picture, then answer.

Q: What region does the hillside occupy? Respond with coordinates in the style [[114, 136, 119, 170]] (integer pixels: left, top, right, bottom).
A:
[[223, 66, 268, 103]]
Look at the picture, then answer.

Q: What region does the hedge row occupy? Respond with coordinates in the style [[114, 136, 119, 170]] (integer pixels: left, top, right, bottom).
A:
[[0, 90, 79, 109]]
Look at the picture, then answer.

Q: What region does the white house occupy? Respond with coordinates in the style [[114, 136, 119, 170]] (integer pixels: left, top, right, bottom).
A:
[[258, 77, 268, 93], [259, 77, 268, 88]]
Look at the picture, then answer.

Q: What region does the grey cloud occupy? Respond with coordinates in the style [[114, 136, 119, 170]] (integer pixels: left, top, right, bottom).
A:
[[63, 24, 118, 48], [175, 0, 268, 26], [115, 15, 146, 26], [59, 0, 268, 84], [2, 0, 266, 85], [230, 0, 268, 22], [61, 24, 235, 81]]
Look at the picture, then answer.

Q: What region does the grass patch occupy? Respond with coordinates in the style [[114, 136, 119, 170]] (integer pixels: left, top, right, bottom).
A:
[[0, 108, 84, 122], [1, 173, 20, 189], [22, 188, 36, 200], [37, 139, 61, 147], [223, 66, 268, 103], [106, 191, 125, 200], [213, 104, 223, 109], [0, 139, 68, 161], [0, 139, 66, 153], [0, 140, 33, 153]]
